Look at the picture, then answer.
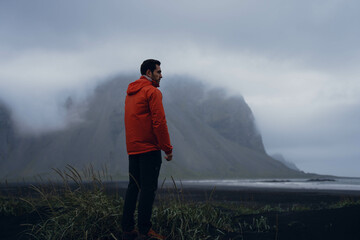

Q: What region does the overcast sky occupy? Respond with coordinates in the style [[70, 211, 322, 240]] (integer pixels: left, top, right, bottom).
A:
[[1, 0, 359, 177]]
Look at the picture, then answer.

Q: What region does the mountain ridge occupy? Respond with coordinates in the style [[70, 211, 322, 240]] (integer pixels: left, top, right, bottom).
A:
[[0, 75, 308, 180]]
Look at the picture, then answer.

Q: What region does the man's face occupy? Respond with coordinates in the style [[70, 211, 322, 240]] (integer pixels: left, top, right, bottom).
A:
[[148, 65, 162, 85]]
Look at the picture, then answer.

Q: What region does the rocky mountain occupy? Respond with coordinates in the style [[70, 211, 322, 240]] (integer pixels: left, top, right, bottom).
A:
[[271, 153, 300, 171], [0, 75, 307, 180], [0, 102, 15, 166]]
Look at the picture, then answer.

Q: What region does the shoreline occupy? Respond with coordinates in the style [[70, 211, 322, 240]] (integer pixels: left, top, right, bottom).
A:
[[2, 180, 360, 203]]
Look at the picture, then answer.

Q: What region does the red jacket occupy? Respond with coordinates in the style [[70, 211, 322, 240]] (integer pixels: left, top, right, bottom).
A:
[[124, 76, 173, 155]]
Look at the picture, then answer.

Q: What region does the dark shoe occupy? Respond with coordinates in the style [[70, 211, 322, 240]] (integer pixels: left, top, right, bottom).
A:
[[136, 228, 166, 240], [122, 230, 138, 240]]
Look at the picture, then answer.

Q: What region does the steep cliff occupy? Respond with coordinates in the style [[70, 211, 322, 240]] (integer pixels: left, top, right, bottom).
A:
[[0, 102, 15, 168], [0, 75, 305, 180]]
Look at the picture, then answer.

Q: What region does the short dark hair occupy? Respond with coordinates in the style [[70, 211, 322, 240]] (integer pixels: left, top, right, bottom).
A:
[[140, 59, 161, 75]]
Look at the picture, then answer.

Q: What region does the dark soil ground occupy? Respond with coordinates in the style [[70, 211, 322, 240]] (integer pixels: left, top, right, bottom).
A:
[[157, 185, 360, 240], [0, 211, 39, 240], [1, 182, 360, 240], [227, 205, 360, 240]]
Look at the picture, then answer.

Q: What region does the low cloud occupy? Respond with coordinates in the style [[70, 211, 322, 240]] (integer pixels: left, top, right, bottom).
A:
[[1, 0, 359, 176]]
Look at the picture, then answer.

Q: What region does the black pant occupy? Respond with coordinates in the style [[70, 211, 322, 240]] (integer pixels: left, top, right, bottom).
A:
[[121, 150, 162, 234]]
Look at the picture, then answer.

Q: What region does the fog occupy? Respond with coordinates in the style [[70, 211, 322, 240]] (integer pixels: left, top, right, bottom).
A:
[[0, 0, 359, 177]]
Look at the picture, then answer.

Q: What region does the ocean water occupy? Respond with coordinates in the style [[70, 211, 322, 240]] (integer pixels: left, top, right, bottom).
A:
[[182, 178, 360, 191]]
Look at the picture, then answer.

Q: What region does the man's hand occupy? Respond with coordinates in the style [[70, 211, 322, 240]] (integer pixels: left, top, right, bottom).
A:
[[165, 153, 173, 161]]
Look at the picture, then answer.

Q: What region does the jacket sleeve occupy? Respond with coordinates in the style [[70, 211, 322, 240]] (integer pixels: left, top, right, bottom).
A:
[[148, 88, 173, 154]]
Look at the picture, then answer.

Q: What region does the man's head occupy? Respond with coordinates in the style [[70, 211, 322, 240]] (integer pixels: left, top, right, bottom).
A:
[[140, 59, 162, 87]]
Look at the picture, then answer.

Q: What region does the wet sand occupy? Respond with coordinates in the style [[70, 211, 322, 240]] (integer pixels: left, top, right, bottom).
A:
[[157, 183, 360, 204]]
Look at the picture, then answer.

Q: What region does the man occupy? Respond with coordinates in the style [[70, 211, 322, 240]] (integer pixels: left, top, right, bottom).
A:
[[121, 59, 173, 240]]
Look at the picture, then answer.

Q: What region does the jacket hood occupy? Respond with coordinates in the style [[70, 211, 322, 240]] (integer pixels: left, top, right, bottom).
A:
[[127, 76, 152, 95]]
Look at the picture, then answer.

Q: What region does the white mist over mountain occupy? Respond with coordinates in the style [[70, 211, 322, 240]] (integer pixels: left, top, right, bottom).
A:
[[0, 0, 359, 177]]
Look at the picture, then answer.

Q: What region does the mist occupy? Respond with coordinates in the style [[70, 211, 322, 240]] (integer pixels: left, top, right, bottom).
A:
[[1, 0, 359, 177]]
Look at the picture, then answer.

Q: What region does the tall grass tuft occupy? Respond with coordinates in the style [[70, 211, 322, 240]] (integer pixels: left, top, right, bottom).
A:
[[153, 177, 234, 239], [25, 165, 123, 240], [153, 201, 234, 239]]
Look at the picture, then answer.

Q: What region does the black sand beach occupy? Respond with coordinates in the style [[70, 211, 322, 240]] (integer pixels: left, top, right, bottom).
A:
[[158, 185, 360, 240], [1, 182, 360, 239], [108, 182, 360, 239]]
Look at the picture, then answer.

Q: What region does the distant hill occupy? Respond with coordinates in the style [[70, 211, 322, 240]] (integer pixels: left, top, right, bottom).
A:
[[0, 75, 307, 180]]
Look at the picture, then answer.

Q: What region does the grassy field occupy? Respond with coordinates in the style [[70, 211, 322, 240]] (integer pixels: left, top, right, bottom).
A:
[[1, 166, 360, 240]]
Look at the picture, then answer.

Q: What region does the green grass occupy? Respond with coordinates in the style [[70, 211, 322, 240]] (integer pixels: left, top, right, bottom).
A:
[[1, 165, 360, 240]]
